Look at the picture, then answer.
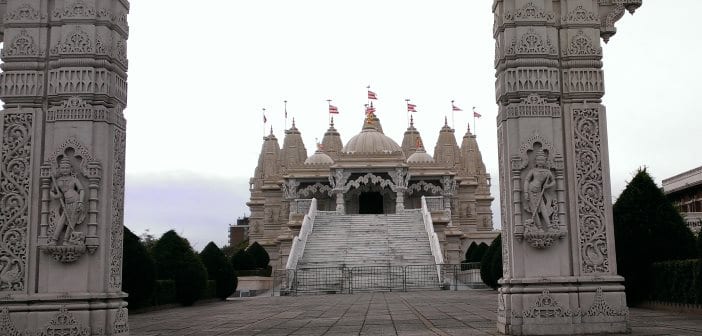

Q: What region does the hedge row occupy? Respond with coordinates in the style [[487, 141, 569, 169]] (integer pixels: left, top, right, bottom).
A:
[[649, 259, 702, 305]]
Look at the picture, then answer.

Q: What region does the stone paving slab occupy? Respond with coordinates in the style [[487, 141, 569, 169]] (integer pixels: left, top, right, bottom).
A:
[[130, 289, 702, 336]]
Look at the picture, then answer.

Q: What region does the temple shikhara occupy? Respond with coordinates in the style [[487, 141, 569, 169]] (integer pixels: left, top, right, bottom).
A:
[[247, 111, 498, 271]]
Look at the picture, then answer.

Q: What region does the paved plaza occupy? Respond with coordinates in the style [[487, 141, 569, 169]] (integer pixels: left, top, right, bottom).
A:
[[130, 289, 702, 336]]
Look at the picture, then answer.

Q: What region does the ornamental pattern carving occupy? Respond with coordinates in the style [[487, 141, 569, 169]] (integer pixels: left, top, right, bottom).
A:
[[573, 107, 609, 273], [39, 136, 101, 263], [506, 29, 556, 56], [51, 26, 103, 56], [406, 180, 443, 195], [562, 69, 604, 95], [600, 1, 641, 43], [298, 183, 333, 198], [343, 173, 396, 192], [499, 94, 561, 121], [497, 67, 560, 98], [43, 306, 89, 336], [2, 29, 45, 58], [513, 134, 566, 249], [497, 127, 510, 277], [282, 179, 300, 199], [562, 5, 600, 24], [388, 168, 410, 189], [52, 0, 109, 20], [4, 3, 44, 23], [504, 2, 555, 23], [0, 71, 45, 98], [519, 290, 573, 318], [47, 96, 126, 129], [109, 129, 126, 289], [563, 31, 602, 57], [113, 307, 129, 335], [0, 112, 32, 292], [0, 307, 22, 336]]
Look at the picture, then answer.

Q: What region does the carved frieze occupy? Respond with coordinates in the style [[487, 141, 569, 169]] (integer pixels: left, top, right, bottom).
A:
[[599, 1, 641, 43], [4, 3, 45, 23], [297, 182, 333, 198], [0, 307, 22, 336], [2, 29, 46, 58], [113, 306, 129, 335], [109, 129, 127, 289], [562, 5, 600, 25], [521, 290, 573, 318], [504, 2, 555, 24], [563, 31, 602, 57], [583, 288, 628, 318], [512, 134, 566, 249], [406, 180, 443, 195], [343, 173, 396, 192], [499, 94, 561, 121], [48, 68, 128, 105], [388, 168, 410, 189], [0, 112, 33, 292], [506, 28, 557, 57], [496, 67, 560, 99], [43, 306, 89, 336], [47, 96, 126, 129], [562, 69, 604, 96], [39, 137, 101, 263], [50, 26, 108, 57], [0, 71, 45, 98], [572, 106, 609, 273]]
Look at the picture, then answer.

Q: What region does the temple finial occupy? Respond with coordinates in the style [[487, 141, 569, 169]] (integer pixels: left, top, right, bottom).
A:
[[410, 115, 414, 127], [292, 117, 296, 128], [330, 116, 334, 127], [444, 116, 448, 126], [269, 126, 273, 135]]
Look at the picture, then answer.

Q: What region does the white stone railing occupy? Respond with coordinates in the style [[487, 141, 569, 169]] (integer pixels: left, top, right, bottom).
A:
[[421, 196, 444, 283], [290, 198, 313, 215], [286, 198, 318, 271], [684, 212, 702, 234], [424, 196, 445, 212]]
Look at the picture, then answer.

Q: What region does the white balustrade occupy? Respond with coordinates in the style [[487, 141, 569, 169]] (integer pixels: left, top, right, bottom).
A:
[[421, 196, 444, 283]]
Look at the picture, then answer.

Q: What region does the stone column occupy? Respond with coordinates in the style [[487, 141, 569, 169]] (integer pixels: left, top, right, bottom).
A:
[[493, 0, 639, 335], [395, 189, 405, 212], [0, 0, 130, 335]]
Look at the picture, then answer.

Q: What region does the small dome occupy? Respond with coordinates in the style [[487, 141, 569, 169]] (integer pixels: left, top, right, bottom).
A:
[[342, 126, 402, 154], [304, 150, 334, 165], [407, 148, 434, 163]]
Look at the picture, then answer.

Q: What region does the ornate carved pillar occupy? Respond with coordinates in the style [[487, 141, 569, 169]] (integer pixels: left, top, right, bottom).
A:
[[494, 0, 639, 334], [0, 0, 130, 335], [330, 169, 349, 214]]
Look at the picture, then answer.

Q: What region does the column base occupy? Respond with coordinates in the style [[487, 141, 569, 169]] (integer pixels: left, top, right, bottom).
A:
[[497, 277, 629, 335], [1, 296, 128, 335]]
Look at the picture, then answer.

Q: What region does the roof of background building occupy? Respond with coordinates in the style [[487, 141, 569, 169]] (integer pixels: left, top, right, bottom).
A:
[[662, 165, 702, 194]]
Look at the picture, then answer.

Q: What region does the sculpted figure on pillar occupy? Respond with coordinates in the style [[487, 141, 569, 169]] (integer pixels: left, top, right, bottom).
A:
[[523, 147, 556, 232], [49, 158, 86, 246]]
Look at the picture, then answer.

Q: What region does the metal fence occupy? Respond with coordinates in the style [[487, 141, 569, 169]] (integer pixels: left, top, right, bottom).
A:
[[272, 263, 484, 296]]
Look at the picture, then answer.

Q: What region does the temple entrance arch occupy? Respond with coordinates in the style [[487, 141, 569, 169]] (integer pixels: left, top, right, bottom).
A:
[[359, 192, 384, 214]]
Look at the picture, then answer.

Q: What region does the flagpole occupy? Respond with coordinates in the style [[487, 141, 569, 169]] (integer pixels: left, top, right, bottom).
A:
[[451, 100, 456, 130], [284, 100, 288, 130], [327, 99, 332, 125], [262, 107, 266, 138], [405, 99, 411, 127], [472, 106, 477, 136]]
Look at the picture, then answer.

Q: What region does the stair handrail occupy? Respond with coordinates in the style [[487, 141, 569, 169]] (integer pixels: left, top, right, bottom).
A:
[[421, 196, 444, 283], [285, 198, 317, 270]]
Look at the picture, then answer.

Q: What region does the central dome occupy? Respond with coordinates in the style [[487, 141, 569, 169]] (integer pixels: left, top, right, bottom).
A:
[[342, 125, 402, 154]]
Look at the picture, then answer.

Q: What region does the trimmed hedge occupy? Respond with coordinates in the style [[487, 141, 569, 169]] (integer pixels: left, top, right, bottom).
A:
[[465, 242, 477, 261], [247, 242, 270, 269], [480, 234, 502, 289], [650, 259, 700, 304], [151, 230, 208, 306], [151, 280, 176, 306], [231, 248, 257, 271], [200, 242, 237, 300], [122, 226, 156, 309]]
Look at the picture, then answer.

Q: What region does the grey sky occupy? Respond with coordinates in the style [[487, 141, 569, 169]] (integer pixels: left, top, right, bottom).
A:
[[124, 1, 702, 250]]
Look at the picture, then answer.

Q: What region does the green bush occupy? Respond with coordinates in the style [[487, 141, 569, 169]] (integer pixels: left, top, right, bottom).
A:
[[247, 242, 271, 269], [200, 242, 237, 300], [465, 242, 477, 261], [122, 226, 156, 309], [473, 243, 489, 263], [231, 248, 257, 271], [480, 234, 502, 289], [151, 280, 176, 306], [613, 169, 697, 305], [203, 280, 217, 300], [650, 259, 700, 304], [151, 230, 208, 306]]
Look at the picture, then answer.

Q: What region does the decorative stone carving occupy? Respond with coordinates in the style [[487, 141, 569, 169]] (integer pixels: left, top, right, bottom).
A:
[[520, 290, 573, 318], [43, 306, 89, 336], [51, 26, 95, 55], [512, 134, 566, 249], [113, 306, 129, 335], [343, 173, 396, 192], [52, 0, 98, 20], [562, 69, 604, 95], [4, 3, 44, 23], [563, 31, 602, 57], [506, 28, 557, 56], [47, 96, 125, 129], [562, 5, 600, 25], [0, 112, 33, 292], [282, 179, 300, 199], [388, 168, 410, 189], [39, 137, 101, 263], [584, 288, 628, 318], [0, 307, 22, 336], [496, 67, 560, 99], [599, 0, 641, 43], [440, 176, 457, 196], [573, 107, 609, 273], [2, 29, 45, 58], [406, 180, 443, 195], [109, 129, 126, 289], [297, 183, 333, 198], [504, 2, 555, 24], [499, 94, 561, 121], [0, 71, 44, 98]]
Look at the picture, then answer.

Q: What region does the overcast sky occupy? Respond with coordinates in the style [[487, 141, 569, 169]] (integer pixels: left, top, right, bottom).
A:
[[124, 1, 702, 251]]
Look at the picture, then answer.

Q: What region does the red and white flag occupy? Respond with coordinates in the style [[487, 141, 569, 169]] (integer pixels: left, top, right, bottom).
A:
[[329, 105, 339, 114], [452, 103, 462, 112], [472, 106, 482, 118], [367, 90, 378, 100], [407, 103, 417, 112], [263, 114, 267, 123], [365, 105, 376, 115]]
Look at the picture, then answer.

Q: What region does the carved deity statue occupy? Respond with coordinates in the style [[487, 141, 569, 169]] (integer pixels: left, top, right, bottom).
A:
[[49, 158, 86, 246], [523, 148, 556, 230]]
